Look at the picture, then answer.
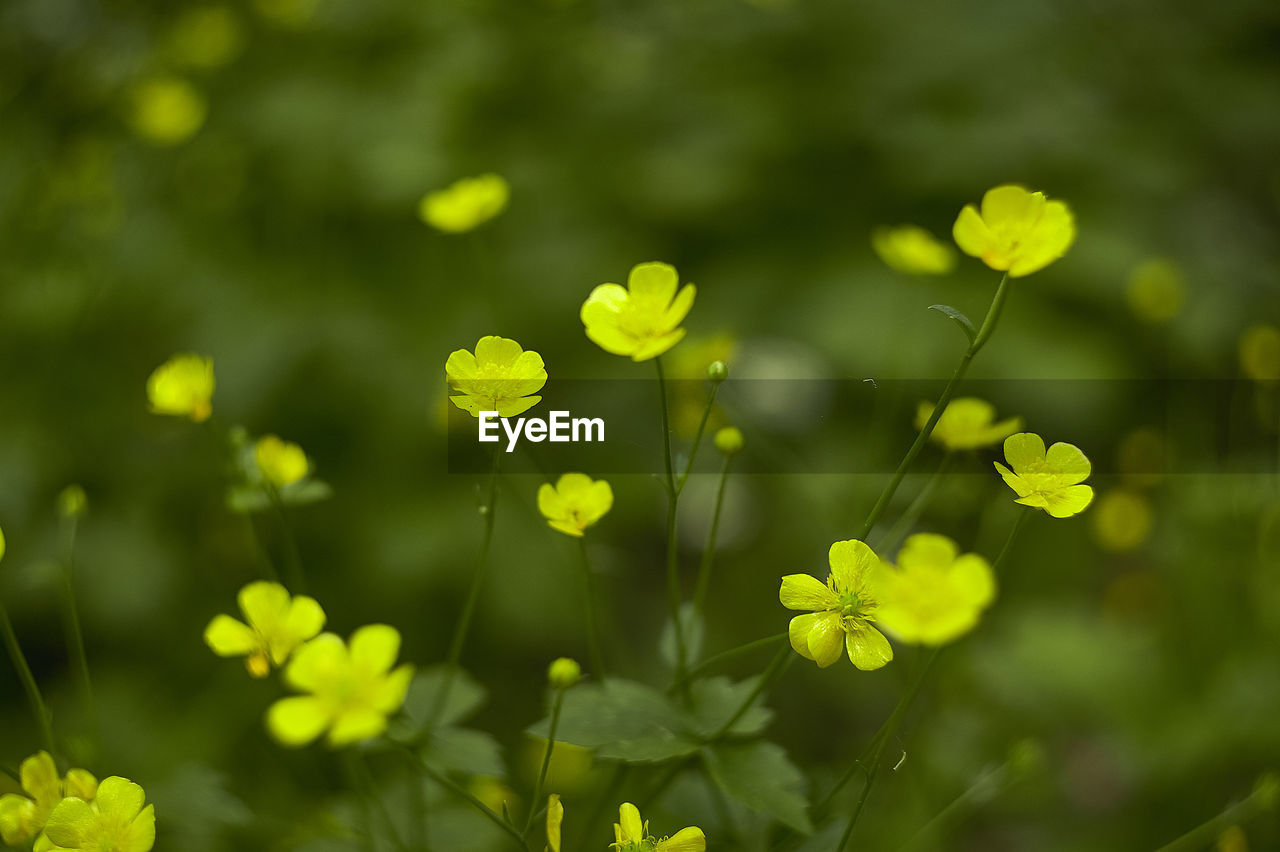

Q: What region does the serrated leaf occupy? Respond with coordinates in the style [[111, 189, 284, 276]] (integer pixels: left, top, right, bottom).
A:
[[389, 666, 487, 740], [423, 727, 505, 777], [928, 304, 977, 345], [704, 741, 812, 834], [687, 676, 774, 739], [527, 679, 698, 764], [659, 601, 706, 669]]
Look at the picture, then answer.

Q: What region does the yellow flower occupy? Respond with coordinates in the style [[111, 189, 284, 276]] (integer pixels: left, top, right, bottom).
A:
[[537, 474, 613, 537], [546, 794, 564, 852], [714, 426, 744, 455], [581, 262, 696, 362], [0, 752, 98, 847], [780, 540, 893, 671], [204, 581, 326, 678], [1240, 325, 1280, 382], [547, 657, 582, 688], [952, 185, 1075, 277], [41, 776, 154, 852], [1125, 258, 1185, 325], [994, 432, 1094, 518], [1091, 489, 1153, 553], [146, 353, 214, 422], [611, 803, 704, 852], [419, 174, 509, 233], [876, 534, 996, 645], [871, 225, 957, 275], [57, 485, 88, 519], [255, 435, 310, 488], [267, 624, 414, 747], [128, 77, 207, 146], [445, 336, 547, 418], [917, 397, 1022, 451]]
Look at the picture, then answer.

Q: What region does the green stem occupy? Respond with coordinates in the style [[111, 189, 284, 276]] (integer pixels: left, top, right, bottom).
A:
[[59, 513, 94, 723], [578, 539, 607, 681], [412, 751, 530, 851], [655, 358, 676, 496], [674, 632, 787, 691], [876, 453, 953, 554], [994, 507, 1032, 572], [1155, 779, 1278, 852], [692, 454, 733, 614], [655, 358, 689, 688], [676, 382, 721, 495], [859, 274, 1010, 540], [0, 599, 56, 756], [266, 484, 306, 593], [523, 686, 566, 838], [896, 761, 1008, 852], [708, 643, 792, 741]]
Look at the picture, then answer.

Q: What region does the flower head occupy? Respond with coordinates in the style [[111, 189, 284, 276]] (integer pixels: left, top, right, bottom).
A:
[[0, 752, 98, 847], [876, 534, 996, 645], [41, 776, 154, 852], [995, 432, 1093, 518], [129, 76, 207, 146], [537, 473, 613, 537], [952, 185, 1075, 277], [267, 624, 414, 747], [780, 540, 893, 671], [204, 581, 326, 677], [446, 336, 547, 418], [146, 354, 214, 422], [1126, 259, 1184, 325], [917, 397, 1022, 451], [714, 426, 744, 455], [872, 225, 956, 275], [547, 657, 582, 689], [419, 174, 509, 233], [581, 262, 696, 362], [255, 435, 310, 488], [611, 803, 704, 852]]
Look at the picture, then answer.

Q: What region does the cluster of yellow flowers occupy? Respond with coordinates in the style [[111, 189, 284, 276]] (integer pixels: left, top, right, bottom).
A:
[[0, 754, 154, 852], [545, 799, 704, 852]]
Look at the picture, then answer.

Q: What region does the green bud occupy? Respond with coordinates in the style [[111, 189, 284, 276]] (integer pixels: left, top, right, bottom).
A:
[[714, 426, 744, 456], [706, 360, 729, 384], [58, 485, 88, 519], [547, 657, 582, 689]]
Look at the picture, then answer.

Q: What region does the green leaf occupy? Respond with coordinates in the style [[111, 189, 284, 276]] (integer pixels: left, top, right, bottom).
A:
[[423, 727, 505, 777], [687, 676, 774, 739], [704, 741, 812, 833], [390, 666, 487, 740], [527, 679, 699, 764], [928, 304, 977, 345], [224, 479, 332, 514], [281, 479, 334, 507], [225, 485, 270, 514], [659, 602, 706, 670]]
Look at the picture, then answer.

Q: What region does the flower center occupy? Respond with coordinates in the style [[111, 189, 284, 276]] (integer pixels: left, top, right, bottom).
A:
[[838, 590, 866, 618]]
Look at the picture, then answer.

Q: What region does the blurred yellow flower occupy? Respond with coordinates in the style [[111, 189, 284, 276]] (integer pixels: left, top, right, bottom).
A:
[[917, 397, 1021, 451], [612, 802, 704, 852], [876, 534, 996, 645], [995, 432, 1094, 518], [547, 657, 582, 688], [204, 581, 326, 678], [0, 752, 98, 848], [57, 485, 88, 519], [780, 540, 893, 671], [471, 777, 518, 814], [445, 336, 547, 418], [42, 776, 154, 852], [1125, 258, 1185, 324], [267, 624, 414, 747], [419, 174, 510, 233], [872, 225, 957, 275], [1216, 825, 1248, 852], [128, 77, 207, 146], [1091, 489, 1153, 553], [255, 435, 309, 488], [537, 473, 613, 537], [581, 262, 696, 362], [952, 185, 1075, 277], [1240, 325, 1280, 382], [714, 426, 744, 455], [146, 353, 214, 422], [167, 6, 245, 69], [547, 794, 564, 852]]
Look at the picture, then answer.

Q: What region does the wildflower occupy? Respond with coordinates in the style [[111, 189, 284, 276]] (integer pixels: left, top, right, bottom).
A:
[[446, 336, 547, 418], [1240, 325, 1280, 382], [581, 262, 696, 362], [547, 794, 564, 852], [995, 432, 1094, 518], [917, 397, 1021, 451], [1125, 259, 1185, 325], [780, 540, 893, 671], [1091, 489, 1153, 553], [952, 185, 1075, 277], [146, 354, 214, 422], [128, 77, 207, 146], [204, 581, 325, 678], [611, 802, 704, 852], [41, 776, 154, 852], [57, 485, 88, 519], [419, 174, 509, 233], [255, 435, 309, 488], [714, 426, 744, 455], [0, 752, 98, 847], [547, 657, 582, 689], [876, 534, 996, 645], [872, 225, 957, 275], [267, 624, 414, 747], [537, 473, 613, 537]]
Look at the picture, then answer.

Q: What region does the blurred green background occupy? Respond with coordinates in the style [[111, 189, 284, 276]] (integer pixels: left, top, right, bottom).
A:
[[3, 0, 1280, 849]]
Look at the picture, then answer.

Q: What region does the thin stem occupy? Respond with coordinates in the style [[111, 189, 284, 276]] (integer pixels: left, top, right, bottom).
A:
[[1155, 780, 1277, 852], [655, 358, 689, 688], [59, 513, 94, 723], [896, 761, 1008, 852], [708, 643, 792, 741], [876, 453, 953, 554], [523, 687, 566, 838], [994, 507, 1031, 572], [0, 600, 57, 756], [655, 358, 676, 496], [266, 484, 306, 593], [676, 382, 721, 495], [412, 751, 530, 851], [674, 632, 787, 691], [692, 453, 733, 614], [578, 539, 607, 681]]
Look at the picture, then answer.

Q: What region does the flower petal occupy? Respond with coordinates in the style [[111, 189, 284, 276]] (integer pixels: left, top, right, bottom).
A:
[[617, 803, 645, 843], [349, 624, 401, 675], [92, 776, 145, 821], [846, 623, 893, 671], [373, 664, 415, 713], [238, 581, 290, 632], [537, 482, 567, 520], [284, 633, 346, 691], [123, 803, 156, 852], [787, 613, 821, 661], [546, 794, 563, 852], [444, 348, 478, 383], [474, 336, 524, 368], [267, 696, 333, 747], [204, 615, 257, 656], [1045, 442, 1091, 485], [42, 797, 95, 847], [660, 284, 696, 332], [779, 574, 837, 611], [630, 329, 686, 362], [950, 554, 997, 608], [1002, 433, 1046, 473], [1008, 199, 1075, 277], [806, 612, 845, 668], [951, 204, 993, 259], [994, 462, 1034, 498], [896, 534, 958, 572], [20, 751, 60, 803], [1044, 484, 1094, 518], [980, 185, 1042, 229], [285, 596, 327, 647], [659, 826, 707, 852], [627, 262, 678, 306], [327, 708, 389, 746], [828, 539, 878, 593]]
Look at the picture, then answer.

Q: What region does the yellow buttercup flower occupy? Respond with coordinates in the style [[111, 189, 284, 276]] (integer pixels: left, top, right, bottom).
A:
[[445, 336, 547, 418], [995, 432, 1094, 518], [546, 794, 564, 852], [0, 752, 98, 847], [581, 262, 696, 362], [128, 76, 207, 146], [611, 803, 704, 852], [952, 185, 1075, 277], [146, 353, 214, 422], [419, 174, 510, 233], [255, 435, 310, 488], [1240, 325, 1280, 382], [1091, 489, 1153, 553], [780, 540, 893, 671], [204, 581, 326, 678], [872, 225, 957, 275], [547, 657, 582, 688], [876, 534, 996, 646], [41, 776, 154, 852], [537, 473, 613, 537], [917, 397, 1022, 451], [267, 624, 414, 747]]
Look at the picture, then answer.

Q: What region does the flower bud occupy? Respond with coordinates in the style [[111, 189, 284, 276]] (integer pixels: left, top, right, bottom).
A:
[[714, 426, 744, 456], [706, 360, 729, 384], [58, 485, 88, 519], [547, 657, 582, 689]]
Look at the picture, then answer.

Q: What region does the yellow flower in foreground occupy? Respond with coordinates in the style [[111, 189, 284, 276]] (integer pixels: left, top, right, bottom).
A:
[[146, 353, 214, 422], [204, 581, 325, 678], [581, 262, 696, 362], [129, 76, 207, 146], [1240, 325, 1280, 382], [877, 534, 996, 646], [611, 803, 704, 852], [42, 776, 154, 852], [995, 432, 1093, 518], [547, 794, 564, 852], [538, 473, 613, 537], [267, 624, 414, 747], [917, 397, 1022, 451], [0, 752, 98, 847], [255, 435, 309, 487], [780, 540, 893, 671], [952, 185, 1075, 277], [872, 225, 957, 275], [419, 174, 509, 233], [445, 336, 547, 418]]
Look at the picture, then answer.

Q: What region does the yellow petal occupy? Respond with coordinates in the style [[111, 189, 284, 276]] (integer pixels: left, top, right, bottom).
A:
[[42, 797, 95, 848], [122, 803, 156, 852], [951, 204, 993, 259], [373, 664, 415, 713], [0, 795, 36, 845], [63, 769, 98, 801], [495, 395, 543, 418], [20, 752, 60, 804], [630, 329, 686, 362], [1045, 442, 1091, 485], [267, 696, 333, 746], [627, 262, 679, 306], [474, 336, 525, 368], [285, 596, 327, 648], [444, 348, 479, 382], [950, 554, 996, 608], [1008, 199, 1075, 277], [897, 534, 958, 572], [537, 482, 567, 520], [548, 518, 584, 537], [238, 581, 290, 632], [349, 624, 401, 675], [1043, 484, 1094, 518], [546, 794, 563, 852], [980, 185, 1043, 229], [779, 574, 837, 611], [659, 827, 706, 852], [284, 633, 346, 691], [806, 612, 845, 668], [204, 615, 257, 657], [586, 323, 641, 357], [93, 776, 145, 821], [828, 539, 878, 594], [661, 284, 697, 332], [328, 708, 389, 746], [846, 623, 893, 671], [617, 803, 645, 843], [1002, 433, 1046, 473], [994, 462, 1034, 498], [788, 613, 821, 661]]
